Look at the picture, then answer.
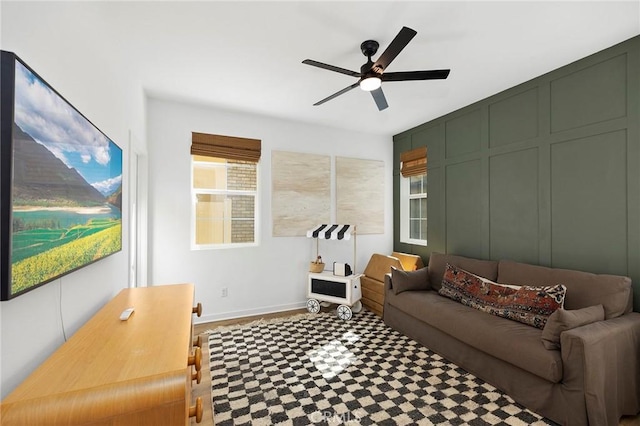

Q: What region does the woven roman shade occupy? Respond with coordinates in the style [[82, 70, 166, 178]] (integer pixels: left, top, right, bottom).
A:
[[191, 132, 261, 162], [400, 146, 427, 177]]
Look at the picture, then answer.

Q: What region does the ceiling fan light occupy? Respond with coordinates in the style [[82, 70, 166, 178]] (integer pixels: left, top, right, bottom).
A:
[[360, 76, 381, 92]]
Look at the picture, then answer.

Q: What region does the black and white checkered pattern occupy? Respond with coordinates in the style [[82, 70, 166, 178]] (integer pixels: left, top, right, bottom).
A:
[[209, 310, 556, 425]]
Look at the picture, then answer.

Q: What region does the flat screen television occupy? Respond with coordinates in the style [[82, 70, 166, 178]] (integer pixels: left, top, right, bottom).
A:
[[1, 51, 123, 300]]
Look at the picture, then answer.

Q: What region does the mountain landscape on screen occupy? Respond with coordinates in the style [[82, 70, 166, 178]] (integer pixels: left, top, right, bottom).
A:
[[12, 125, 108, 207]]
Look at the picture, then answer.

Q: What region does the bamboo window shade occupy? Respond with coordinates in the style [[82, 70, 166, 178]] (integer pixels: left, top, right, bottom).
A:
[[400, 146, 427, 177], [191, 132, 261, 162]]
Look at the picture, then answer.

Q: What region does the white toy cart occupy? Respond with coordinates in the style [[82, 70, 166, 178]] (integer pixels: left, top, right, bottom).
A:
[[305, 224, 362, 320]]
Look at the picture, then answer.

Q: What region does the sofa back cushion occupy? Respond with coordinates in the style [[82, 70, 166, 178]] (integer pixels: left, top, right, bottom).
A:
[[428, 252, 498, 291], [497, 260, 632, 319]]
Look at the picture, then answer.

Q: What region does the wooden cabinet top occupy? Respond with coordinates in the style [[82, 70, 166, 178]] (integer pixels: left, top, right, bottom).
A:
[[3, 283, 195, 403]]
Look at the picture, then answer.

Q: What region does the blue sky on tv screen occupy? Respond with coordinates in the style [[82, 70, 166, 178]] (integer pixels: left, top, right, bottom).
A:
[[13, 61, 122, 196]]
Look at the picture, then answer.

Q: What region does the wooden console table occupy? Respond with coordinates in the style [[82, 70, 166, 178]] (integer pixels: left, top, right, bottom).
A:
[[1, 284, 203, 425]]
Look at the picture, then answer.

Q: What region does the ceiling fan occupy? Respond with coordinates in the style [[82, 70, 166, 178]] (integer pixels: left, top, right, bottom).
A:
[[302, 26, 450, 111]]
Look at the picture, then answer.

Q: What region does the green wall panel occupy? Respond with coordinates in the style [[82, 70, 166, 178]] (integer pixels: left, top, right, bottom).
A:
[[393, 36, 639, 310], [445, 109, 482, 159], [394, 136, 411, 171], [426, 166, 445, 255], [550, 54, 627, 133], [412, 125, 441, 167], [489, 88, 539, 147], [489, 148, 539, 263], [393, 136, 411, 252], [550, 130, 628, 273], [446, 160, 482, 258]]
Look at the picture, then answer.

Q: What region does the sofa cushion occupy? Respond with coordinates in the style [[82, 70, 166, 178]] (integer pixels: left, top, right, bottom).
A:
[[497, 260, 632, 319], [541, 305, 605, 350], [364, 254, 404, 283], [386, 289, 563, 383], [391, 266, 430, 295], [439, 264, 566, 329], [428, 252, 498, 291]]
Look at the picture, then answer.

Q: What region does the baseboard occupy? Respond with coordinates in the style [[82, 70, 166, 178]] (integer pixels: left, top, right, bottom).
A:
[[194, 301, 308, 325]]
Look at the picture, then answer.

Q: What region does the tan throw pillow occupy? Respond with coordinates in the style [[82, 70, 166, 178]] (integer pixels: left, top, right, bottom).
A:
[[391, 266, 430, 295], [541, 305, 605, 350]]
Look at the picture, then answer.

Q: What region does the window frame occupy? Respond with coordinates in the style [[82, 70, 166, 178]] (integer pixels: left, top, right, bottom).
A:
[[399, 173, 427, 246], [190, 156, 260, 250]]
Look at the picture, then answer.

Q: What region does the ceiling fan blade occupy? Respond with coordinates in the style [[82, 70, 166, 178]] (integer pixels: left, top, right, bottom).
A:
[[372, 26, 417, 73], [313, 82, 360, 106], [302, 59, 361, 78], [371, 87, 388, 111], [382, 69, 450, 81]]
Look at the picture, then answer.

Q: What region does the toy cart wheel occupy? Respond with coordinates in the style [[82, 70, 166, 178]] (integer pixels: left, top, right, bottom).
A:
[[307, 299, 320, 314], [351, 300, 363, 313], [337, 304, 352, 320]]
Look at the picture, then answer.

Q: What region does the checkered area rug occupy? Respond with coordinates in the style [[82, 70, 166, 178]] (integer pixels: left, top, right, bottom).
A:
[[209, 310, 556, 425]]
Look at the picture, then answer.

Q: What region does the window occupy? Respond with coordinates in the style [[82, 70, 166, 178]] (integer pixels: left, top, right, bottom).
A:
[[399, 146, 427, 246], [400, 174, 427, 245], [190, 132, 261, 249], [191, 157, 258, 247]]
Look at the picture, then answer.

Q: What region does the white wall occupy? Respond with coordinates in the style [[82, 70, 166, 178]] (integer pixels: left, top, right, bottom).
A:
[[147, 98, 393, 323], [0, 2, 146, 398]]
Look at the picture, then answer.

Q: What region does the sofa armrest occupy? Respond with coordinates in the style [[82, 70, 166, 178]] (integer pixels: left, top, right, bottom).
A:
[[561, 312, 640, 425], [383, 273, 394, 323], [384, 273, 393, 292]]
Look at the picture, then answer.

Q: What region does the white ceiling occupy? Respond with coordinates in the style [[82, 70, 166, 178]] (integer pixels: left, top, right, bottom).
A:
[[32, 1, 640, 137]]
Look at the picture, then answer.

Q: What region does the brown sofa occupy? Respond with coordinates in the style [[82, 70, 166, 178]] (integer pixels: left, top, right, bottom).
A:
[[361, 252, 424, 316], [384, 252, 640, 426]]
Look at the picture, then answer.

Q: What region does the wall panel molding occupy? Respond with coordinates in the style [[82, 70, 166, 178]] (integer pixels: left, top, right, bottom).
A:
[[549, 130, 628, 273], [445, 109, 482, 159], [489, 87, 539, 148], [550, 54, 627, 133]]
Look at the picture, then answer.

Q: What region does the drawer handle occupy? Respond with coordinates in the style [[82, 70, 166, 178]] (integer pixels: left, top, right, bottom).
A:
[[192, 303, 202, 317], [188, 347, 202, 371], [189, 397, 203, 423], [191, 367, 202, 384], [193, 334, 203, 348]]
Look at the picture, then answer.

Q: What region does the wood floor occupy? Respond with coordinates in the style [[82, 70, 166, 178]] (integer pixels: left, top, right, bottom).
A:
[[190, 309, 640, 426]]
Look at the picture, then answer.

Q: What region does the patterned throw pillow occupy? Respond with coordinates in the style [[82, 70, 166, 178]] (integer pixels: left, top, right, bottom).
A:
[[439, 263, 566, 329]]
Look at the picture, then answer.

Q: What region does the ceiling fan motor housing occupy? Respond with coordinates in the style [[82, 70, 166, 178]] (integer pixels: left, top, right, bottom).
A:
[[360, 40, 380, 75], [360, 40, 379, 58]]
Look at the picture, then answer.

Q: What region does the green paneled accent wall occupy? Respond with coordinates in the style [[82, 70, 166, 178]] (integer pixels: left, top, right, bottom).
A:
[[489, 88, 539, 147], [446, 160, 482, 257], [489, 148, 539, 264], [393, 35, 640, 310], [445, 109, 482, 158], [550, 130, 628, 274]]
